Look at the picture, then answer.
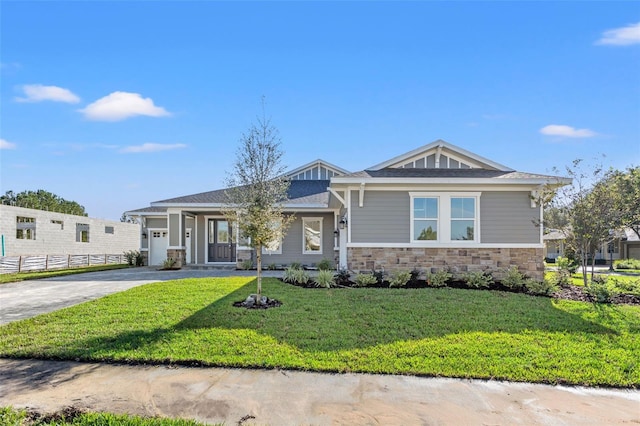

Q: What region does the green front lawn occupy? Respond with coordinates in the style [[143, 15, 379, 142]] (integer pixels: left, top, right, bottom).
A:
[[0, 264, 130, 284], [1, 277, 638, 387]]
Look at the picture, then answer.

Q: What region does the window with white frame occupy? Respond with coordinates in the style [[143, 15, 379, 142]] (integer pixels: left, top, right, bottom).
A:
[[410, 193, 480, 243], [303, 218, 323, 254], [450, 197, 476, 241], [412, 197, 438, 241], [262, 219, 283, 255]]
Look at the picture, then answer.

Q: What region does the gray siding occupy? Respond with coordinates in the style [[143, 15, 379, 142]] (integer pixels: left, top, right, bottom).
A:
[[480, 192, 540, 243], [351, 191, 409, 243], [260, 213, 336, 267], [196, 216, 206, 264], [146, 218, 167, 229], [168, 214, 180, 247]]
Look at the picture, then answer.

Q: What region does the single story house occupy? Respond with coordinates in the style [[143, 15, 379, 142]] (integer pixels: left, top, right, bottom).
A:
[[126, 140, 570, 281], [544, 228, 640, 263]]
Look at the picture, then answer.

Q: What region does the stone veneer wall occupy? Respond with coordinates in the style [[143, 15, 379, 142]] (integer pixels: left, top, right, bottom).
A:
[[348, 247, 544, 281], [166, 248, 186, 268]]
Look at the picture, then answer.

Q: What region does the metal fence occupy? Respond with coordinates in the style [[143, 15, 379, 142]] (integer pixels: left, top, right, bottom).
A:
[[0, 254, 126, 274]]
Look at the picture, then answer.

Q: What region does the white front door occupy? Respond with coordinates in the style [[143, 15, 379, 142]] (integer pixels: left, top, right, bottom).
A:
[[185, 228, 192, 264], [149, 230, 168, 266]]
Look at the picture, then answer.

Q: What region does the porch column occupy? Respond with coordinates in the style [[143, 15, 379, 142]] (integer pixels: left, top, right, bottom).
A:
[[167, 209, 186, 267]]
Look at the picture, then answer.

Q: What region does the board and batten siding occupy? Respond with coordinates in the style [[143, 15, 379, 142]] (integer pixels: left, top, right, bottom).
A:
[[350, 191, 409, 243], [349, 190, 540, 245], [480, 192, 540, 244]]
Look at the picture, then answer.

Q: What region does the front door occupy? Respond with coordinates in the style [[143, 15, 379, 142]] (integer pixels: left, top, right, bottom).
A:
[[208, 219, 235, 262]]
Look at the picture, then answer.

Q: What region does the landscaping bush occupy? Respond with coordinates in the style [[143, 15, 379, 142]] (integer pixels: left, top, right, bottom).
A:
[[389, 270, 412, 288], [425, 269, 452, 287], [525, 278, 558, 296], [289, 262, 302, 270], [334, 268, 351, 286], [615, 259, 640, 270], [557, 256, 578, 274], [317, 258, 333, 271], [500, 266, 526, 291], [586, 276, 618, 303], [371, 269, 386, 285], [240, 260, 254, 270], [283, 266, 309, 285], [354, 273, 378, 287], [462, 271, 494, 289], [162, 258, 177, 269], [124, 250, 144, 267], [610, 277, 640, 296], [314, 269, 335, 288]]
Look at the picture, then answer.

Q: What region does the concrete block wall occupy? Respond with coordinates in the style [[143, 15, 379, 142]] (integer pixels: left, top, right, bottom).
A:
[[348, 247, 545, 281], [0, 205, 140, 256]]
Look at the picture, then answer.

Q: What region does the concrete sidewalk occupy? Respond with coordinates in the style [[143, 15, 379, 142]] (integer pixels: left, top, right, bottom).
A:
[[1, 358, 638, 425]]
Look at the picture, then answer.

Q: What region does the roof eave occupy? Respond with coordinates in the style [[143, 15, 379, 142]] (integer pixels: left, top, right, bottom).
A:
[[330, 177, 571, 186]]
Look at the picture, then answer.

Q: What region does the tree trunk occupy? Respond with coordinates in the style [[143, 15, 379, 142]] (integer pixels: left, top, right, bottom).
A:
[[256, 245, 262, 303]]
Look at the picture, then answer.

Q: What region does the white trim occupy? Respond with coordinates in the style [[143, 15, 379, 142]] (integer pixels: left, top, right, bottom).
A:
[[328, 188, 346, 207], [368, 140, 514, 171], [150, 202, 330, 210], [347, 242, 544, 249], [302, 217, 323, 255], [330, 177, 567, 186], [410, 192, 481, 244], [359, 183, 365, 207], [285, 159, 350, 178]]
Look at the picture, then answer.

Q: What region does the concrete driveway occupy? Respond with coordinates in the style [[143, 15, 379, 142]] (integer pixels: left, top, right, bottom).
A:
[[0, 266, 279, 325]]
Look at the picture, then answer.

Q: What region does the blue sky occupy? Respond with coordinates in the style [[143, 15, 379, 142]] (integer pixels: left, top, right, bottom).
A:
[[1, 1, 639, 221]]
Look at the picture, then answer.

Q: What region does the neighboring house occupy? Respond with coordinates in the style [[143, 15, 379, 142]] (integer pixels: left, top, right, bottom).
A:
[[126, 140, 570, 280], [0, 205, 140, 257], [544, 228, 640, 262]]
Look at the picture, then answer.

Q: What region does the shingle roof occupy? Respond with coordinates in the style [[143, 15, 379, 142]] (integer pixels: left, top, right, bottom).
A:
[[151, 180, 330, 206], [125, 206, 168, 214]]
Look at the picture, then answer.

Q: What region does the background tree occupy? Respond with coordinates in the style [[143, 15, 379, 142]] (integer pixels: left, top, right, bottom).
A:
[[547, 159, 622, 284], [1, 189, 87, 216], [223, 111, 294, 303], [606, 166, 640, 238]]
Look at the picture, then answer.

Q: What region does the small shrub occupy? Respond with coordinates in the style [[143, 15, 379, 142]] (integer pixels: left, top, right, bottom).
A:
[[586, 277, 618, 303], [409, 268, 421, 282], [371, 269, 386, 285], [289, 262, 302, 270], [425, 269, 452, 287], [317, 258, 333, 271], [162, 258, 177, 269], [283, 267, 309, 285], [124, 250, 144, 267], [314, 269, 335, 288], [354, 273, 378, 287], [525, 278, 558, 296], [557, 256, 578, 274], [266, 263, 277, 270], [610, 277, 640, 295], [462, 271, 494, 289], [240, 260, 254, 270], [614, 258, 640, 270], [389, 270, 412, 288], [500, 266, 526, 290], [334, 268, 351, 285]]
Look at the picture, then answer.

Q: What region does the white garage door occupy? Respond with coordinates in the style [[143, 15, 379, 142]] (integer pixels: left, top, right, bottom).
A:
[[149, 230, 168, 266]]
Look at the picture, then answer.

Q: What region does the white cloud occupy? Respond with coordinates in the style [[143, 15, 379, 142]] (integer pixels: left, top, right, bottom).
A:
[[79, 92, 171, 121], [596, 22, 640, 46], [0, 138, 17, 150], [120, 143, 187, 153], [539, 124, 597, 138], [15, 84, 80, 103]]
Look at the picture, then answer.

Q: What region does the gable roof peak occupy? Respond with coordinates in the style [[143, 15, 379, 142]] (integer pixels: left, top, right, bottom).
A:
[[368, 139, 514, 172]]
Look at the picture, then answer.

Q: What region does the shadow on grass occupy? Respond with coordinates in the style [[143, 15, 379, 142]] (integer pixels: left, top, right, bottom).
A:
[[20, 278, 625, 363], [171, 278, 618, 352]]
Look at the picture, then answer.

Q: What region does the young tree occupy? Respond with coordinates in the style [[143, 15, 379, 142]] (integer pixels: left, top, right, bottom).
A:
[[607, 166, 640, 239], [223, 111, 294, 303], [1, 189, 88, 216], [548, 159, 622, 284]]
